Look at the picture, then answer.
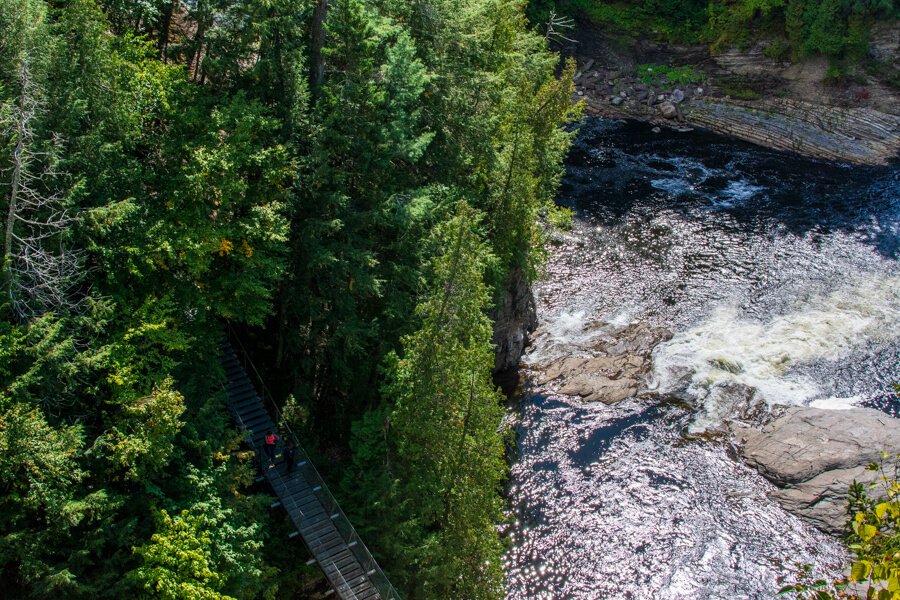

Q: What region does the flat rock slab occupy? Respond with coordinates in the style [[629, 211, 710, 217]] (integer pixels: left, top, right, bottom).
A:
[[771, 465, 881, 534], [533, 321, 672, 405], [736, 407, 900, 486], [734, 407, 900, 534]]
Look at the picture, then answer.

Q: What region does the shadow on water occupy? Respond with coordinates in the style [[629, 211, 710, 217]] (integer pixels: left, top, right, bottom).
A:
[[560, 119, 900, 259], [502, 117, 900, 599]]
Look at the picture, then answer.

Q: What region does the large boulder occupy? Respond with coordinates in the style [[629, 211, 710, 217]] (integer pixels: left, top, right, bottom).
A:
[[658, 101, 678, 119], [734, 407, 900, 534]]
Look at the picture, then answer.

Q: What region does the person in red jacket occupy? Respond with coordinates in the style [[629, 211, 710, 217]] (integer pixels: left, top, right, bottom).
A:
[[263, 429, 279, 466]]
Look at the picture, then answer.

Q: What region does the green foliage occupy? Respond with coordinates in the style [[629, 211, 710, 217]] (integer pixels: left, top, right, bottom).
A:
[[719, 77, 764, 99], [130, 465, 268, 600], [845, 13, 872, 62], [131, 509, 234, 600], [1, 0, 579, 596], [845, 456, 900, 599], [555, 0, 898, 63], [634, 64, 704, 86], [380, 205, 508, 599], [779, 454, 900, 600], [568, 0, 710, 44], [0, 401, 92, 596], [0, 402, 84, 518], [804, 0, 845, 57], [545, 205, 575, 231], [824, 61, 847, 85], [95, 379, 186, 482], [764, 37, 792, 60]]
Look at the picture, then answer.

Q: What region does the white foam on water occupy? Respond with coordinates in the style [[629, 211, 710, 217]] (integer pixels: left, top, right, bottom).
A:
[[721, 180, 764, 202], [711, 180, 765, 209], [651, 178, 694, 196], [525, 308, 635, 367], [809, 396, 862, 410], [652, 274, 900, 420]]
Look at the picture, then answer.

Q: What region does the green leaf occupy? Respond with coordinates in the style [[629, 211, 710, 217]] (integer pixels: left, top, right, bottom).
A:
[[851, 561, 871, 581], [861, 524, 879, 541], [776, 585, 797, 595]]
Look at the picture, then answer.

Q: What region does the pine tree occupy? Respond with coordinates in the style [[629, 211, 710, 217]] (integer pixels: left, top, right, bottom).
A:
[[378, 204, 507, 599]]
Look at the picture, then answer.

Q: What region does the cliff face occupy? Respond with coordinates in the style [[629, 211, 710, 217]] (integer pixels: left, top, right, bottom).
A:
[[489, 269, 538, 373], [561, 23, 900, 165]]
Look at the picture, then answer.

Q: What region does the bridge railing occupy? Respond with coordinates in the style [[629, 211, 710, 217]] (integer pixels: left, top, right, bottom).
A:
[[226, 331, 402, 600], [226, 397, 355, 598]]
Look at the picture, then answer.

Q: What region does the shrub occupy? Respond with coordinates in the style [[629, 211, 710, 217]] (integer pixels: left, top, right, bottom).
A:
[[764, 37, 791, 61], [779, 453, 900, 600], [634, 63, 704, 86]]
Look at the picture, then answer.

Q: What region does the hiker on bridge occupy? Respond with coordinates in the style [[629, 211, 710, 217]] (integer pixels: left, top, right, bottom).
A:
[[284, 443, 296, 473], [263, 429, 280, 466]]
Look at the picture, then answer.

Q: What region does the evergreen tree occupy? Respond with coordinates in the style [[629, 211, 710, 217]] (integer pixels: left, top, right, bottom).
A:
[[349, 205, 507, 599]]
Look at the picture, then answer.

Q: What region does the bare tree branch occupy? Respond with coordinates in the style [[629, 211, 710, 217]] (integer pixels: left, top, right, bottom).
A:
[[2, 53, 84, 320], [544, 10, 576, 45]]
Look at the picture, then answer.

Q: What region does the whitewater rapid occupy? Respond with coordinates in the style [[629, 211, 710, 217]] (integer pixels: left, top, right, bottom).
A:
[[504, 118, 900, 600]]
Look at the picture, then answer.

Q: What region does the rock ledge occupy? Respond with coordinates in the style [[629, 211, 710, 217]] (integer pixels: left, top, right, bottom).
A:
[[531, 321, 673, 404], [734, 407, 900, 534]]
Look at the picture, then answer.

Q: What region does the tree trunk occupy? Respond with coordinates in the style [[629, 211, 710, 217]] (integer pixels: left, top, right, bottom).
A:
[[310, 0, 328, 89], [4, 74, 27, 297], [157, 2, 175, 63], [190, 22, 205, 82]]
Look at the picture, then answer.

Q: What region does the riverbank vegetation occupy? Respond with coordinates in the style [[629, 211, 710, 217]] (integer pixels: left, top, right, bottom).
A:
[[779, 455, 900, 600], [0, 0, 579, 597], [530, 0, 900, 67]]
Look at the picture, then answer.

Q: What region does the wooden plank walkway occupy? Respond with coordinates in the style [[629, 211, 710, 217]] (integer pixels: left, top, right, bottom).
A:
[[220, 340, 400, 600]]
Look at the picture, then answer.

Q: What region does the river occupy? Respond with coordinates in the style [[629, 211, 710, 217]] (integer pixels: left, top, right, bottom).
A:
[[503, 117, 900, 600]]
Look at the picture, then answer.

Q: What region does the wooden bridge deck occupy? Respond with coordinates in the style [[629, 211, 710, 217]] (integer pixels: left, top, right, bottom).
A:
[[219, 340, 399, 600]]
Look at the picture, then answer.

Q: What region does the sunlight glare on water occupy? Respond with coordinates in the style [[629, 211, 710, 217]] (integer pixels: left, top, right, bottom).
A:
[[504, 118, 900, 599]]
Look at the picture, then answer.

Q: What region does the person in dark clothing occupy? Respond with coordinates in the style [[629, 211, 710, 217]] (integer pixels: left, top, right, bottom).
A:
[[284, 444, 296, 474], [263, 429, 278, 466]]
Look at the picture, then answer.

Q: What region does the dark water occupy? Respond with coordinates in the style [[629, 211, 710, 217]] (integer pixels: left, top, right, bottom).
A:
[[504, 118, 900, 599]]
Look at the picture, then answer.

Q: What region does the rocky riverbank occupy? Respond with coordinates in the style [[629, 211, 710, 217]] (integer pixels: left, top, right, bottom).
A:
[[560, 24, 900, 165], [527, 320, 673, 404], [524, 316, 900, 538], [733, 407, 900, 535]]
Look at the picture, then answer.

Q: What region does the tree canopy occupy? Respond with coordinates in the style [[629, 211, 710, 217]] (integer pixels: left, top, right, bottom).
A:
[[0, 0, 578, 597]]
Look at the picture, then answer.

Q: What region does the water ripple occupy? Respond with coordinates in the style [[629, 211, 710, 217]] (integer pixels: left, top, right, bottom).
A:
[[505, 117, 899, 599]]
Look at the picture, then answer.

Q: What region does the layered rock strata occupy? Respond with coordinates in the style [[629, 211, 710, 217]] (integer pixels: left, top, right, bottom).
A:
[[490, 269, 539, 373], [563, 25, 900, 165]]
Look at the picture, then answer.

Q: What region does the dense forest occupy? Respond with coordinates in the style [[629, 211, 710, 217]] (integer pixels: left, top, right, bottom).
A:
[[532, 0, 900, 66], [0, 0, 579, 597]]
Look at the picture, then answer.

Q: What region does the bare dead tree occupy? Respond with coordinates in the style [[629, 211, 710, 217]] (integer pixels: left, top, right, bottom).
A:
[[544, 10, 576, 45], [2, 54, 84, 320]]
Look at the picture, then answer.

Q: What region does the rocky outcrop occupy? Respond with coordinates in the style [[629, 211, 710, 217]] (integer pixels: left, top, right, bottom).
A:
[[531, 321, 673, 404], [561, 25, 900, 165], [733, 407, 900, 534], [490, 269, 538, 373], [686, 99, 900, 166]]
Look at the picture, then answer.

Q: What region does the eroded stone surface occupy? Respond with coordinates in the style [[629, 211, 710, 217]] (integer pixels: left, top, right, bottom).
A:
[[735, 407, 900, 486], [733, 407, 900, 535], [490, 269, 538, 373], [533, 321, 672, 405]]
